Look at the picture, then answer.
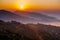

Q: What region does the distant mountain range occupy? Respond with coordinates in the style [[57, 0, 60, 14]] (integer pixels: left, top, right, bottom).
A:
[[0, 10, 60, 25], [15, 10, 60, 22], [0, 10, 37, 23]]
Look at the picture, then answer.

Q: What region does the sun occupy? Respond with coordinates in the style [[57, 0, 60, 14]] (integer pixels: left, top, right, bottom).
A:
[[16, 1, 28, 10], [16, 3, 27, 10], [20, 4, 24, 10], [19, 4, 25, 10]]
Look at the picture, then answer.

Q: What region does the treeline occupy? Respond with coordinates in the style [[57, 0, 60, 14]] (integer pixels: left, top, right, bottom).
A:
[[0, 20, 60, 40]]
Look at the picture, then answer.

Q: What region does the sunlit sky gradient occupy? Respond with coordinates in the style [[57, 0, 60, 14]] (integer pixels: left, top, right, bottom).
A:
[[0, 0, 60, 11]]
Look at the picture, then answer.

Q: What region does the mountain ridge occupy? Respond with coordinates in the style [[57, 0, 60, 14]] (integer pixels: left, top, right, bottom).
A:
[[0, 10, 60, 26]]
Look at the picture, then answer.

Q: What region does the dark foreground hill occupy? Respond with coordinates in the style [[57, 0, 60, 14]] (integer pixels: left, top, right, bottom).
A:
[[0, 20, 60, 40]]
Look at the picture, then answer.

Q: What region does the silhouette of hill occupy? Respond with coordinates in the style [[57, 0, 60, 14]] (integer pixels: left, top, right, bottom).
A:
[[0, 20, 42, 40], [0, 20, 60, 40]]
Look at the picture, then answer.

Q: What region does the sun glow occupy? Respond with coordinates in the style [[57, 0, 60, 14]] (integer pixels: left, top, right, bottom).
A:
[[17, 3, 29, 10], [20, 4, 24, 10], [16, 0, 29, 10]]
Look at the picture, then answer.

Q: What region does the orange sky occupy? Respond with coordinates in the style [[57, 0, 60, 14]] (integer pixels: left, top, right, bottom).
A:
[[0, 0, 60, 11]]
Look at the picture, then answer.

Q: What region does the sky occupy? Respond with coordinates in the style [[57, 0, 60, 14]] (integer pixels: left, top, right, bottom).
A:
[[0, 0, 60, 11]]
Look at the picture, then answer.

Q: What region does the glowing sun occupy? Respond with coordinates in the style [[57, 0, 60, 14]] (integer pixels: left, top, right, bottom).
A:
[[20, 4, 24, 10], [17, 1, 28, 10]]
